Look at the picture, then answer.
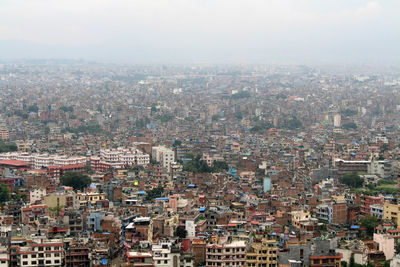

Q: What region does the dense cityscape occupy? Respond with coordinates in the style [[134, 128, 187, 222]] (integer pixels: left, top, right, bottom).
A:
[[0, 61, 398, 266]]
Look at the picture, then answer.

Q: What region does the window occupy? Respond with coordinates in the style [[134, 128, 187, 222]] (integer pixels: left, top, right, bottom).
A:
[[31, 254, 37, 258], [55, 260, 60, 264], [32, 261, 37, 264], [23, 262, 28, 265], [46, 260, 51, 264], [46, 247, 51, 251], [23, 255, 28, 259]]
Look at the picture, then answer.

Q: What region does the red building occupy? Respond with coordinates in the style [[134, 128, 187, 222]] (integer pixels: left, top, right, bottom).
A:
[[360, 195, 384, 215], [47, 164, 85, 179]]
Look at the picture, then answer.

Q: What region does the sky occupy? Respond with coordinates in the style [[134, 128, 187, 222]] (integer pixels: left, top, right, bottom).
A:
[[0, 0, 399, 64]]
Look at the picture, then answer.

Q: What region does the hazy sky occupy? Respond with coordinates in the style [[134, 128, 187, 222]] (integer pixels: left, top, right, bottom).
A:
[[0, 0, 399, 64]]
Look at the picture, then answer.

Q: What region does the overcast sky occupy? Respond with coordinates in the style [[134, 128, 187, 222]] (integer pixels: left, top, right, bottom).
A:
[[0, 0, 399, 64]]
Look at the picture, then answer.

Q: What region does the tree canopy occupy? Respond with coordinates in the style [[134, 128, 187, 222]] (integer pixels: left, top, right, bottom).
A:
[[343, 122, 357, 130], [60, 172, 91, 191], [146, 186, 164, 201], [360, 215, 379, 237], [339, 173, 364, 188], [175, 225, 187, 239], [0, 142, 18, 153], [183, 154, 229, 173], [0, 184, 10, 204]]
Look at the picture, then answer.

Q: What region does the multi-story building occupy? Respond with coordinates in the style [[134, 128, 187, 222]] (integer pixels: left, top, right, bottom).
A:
[[152, 241, 193, 267], [29, 187, 46, 204], [0, 152, 87, 169], [16, 238, 64, 267], [291, 211, 311, 229], [383, 201, 400, 225], [370, 204, 384, 219], [100, 147, 150, 165], [316, 202, 347, 224], [90, 147, 150, 172], [152, 146, 175, 172], [246, 239, 278, 267], [63, 210, 84, 236], [0, 126, 9, 140], [125, 252, 154, 267], [206, 240, 246, 267], [334, 159, 369, 175], [77, 192, 107, 207], [65, 245, 90, 267], [361, 195, 384, 215]]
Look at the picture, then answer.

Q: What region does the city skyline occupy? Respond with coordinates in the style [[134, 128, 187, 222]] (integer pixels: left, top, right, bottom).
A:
[[0, 0, 399, 64]]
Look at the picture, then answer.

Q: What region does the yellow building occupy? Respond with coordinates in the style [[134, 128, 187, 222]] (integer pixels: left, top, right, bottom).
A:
[[77, 192, 106, 207], [44, 192, 77, 209], [291, 210, 311, 229], [383, 202, 400, 225], [246, 239, 278, 267]]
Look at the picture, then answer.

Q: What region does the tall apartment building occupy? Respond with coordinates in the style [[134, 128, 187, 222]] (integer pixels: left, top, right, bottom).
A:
[[316, 202, 347, 224], [100, 147, 150, 166], [10, 238, 64, 267], [206, 240, 246, 267], [361, 195, 384, 215], [0, 126, 9, 140], [152, 241, 193, 267], [152, 146, 175, 172], [65, 245, 90, 267], [246, 239, 278, 267], [383, 201, 400, 225]]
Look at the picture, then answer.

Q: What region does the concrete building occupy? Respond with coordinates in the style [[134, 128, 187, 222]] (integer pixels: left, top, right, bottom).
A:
[[246, 239, 278, 267], [206, 240, 246, 267], [125, 251, 154, 267], [316, 202, 347, 224], [152, 241, 193, 267], [30, 187, 46, 204], [17, 239, 64, 267], [373, 233, 394, 260], [370, 204, 384, 219], [383, 202, 400, 225], [152, 146, 175, 172]]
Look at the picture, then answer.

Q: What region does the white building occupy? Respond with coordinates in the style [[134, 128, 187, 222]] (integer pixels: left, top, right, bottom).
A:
[[30, 188, 46, 204], [333, 114, 341, 127], [152, 146, 175, 172], [18, 239, 63, 267], [0, 152, 87, 169], [100, 147, 150, 166], [152, 241, 193, 267]]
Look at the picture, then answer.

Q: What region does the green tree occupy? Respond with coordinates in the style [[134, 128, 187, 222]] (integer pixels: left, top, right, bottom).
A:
[[0, 142, 18, 153], [28, 104, 39, 113], [343, 122, 357, 130], [146, 186, 164, 201], [173, 140, 182, 147], [339, 173, 364, 188], [60, 172, 91, 191], [212, 161, 229, 172], [341, 109, 358, 117], [0, 184, 10, 204], [360, 215, 379, 237], [350, 253, 355, 267], [175, 225, 187, 239]]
